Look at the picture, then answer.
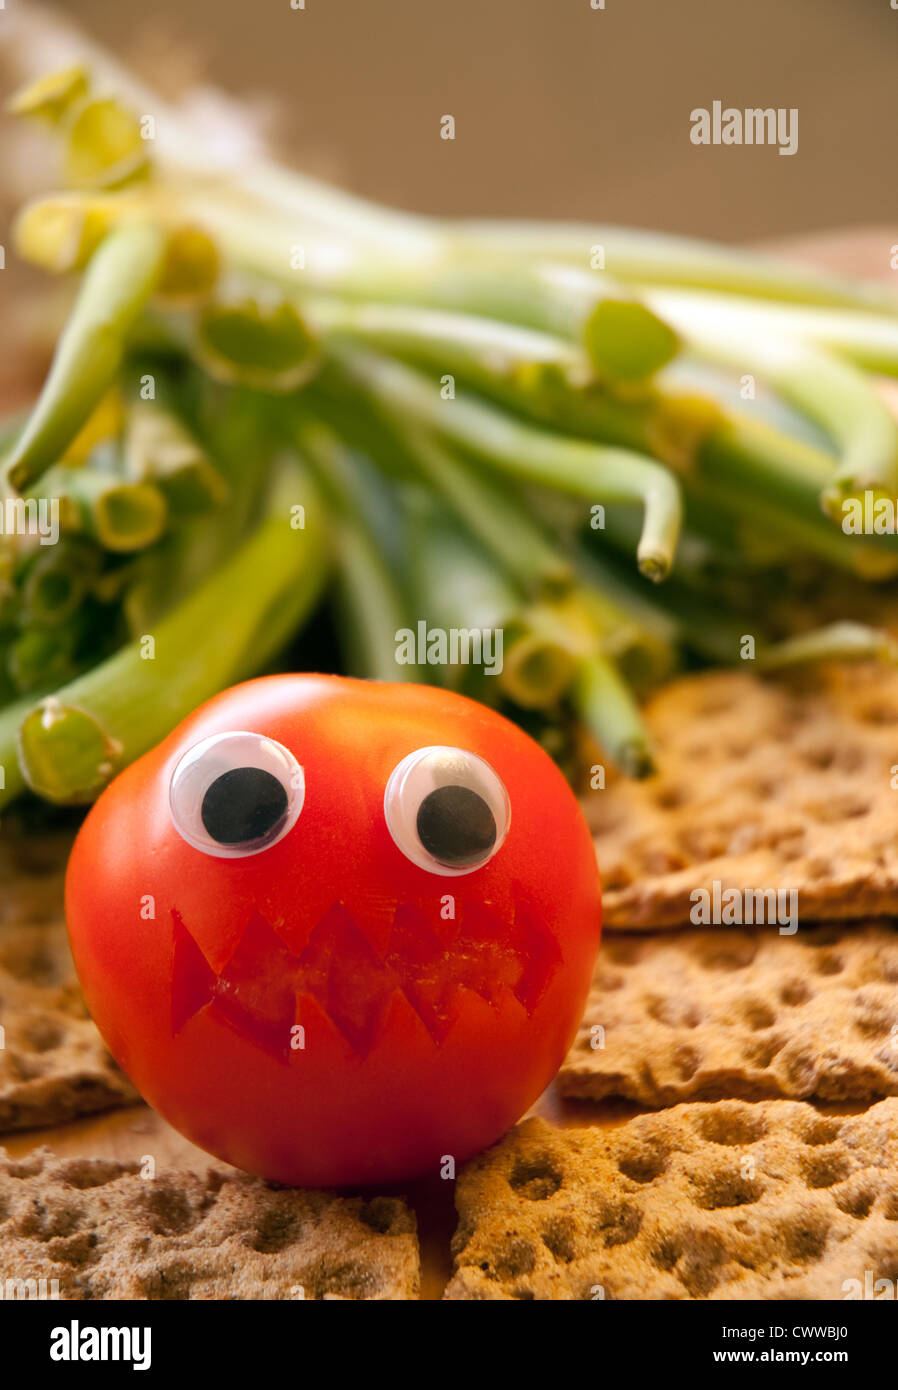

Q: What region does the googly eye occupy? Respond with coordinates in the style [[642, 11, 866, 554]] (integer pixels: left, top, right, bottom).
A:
[[384, 745, 510, 876], [169, 731, 305, 858]]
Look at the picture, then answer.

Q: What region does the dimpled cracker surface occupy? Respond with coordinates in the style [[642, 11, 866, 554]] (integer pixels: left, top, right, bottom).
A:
[[587, 664, 898, 929], [0, 833, 138, 1131], [445, 1104, 898, 1300], [559, 923, 898, 1106], [0, 1147, 421, 1299]]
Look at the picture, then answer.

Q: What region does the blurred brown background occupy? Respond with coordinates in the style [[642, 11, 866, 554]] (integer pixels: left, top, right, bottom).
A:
[[47, 0, 898, 241]]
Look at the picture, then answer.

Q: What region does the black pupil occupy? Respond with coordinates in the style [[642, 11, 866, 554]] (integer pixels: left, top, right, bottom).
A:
[[416, 784, 497, 867], [201, 766, 288, 846]]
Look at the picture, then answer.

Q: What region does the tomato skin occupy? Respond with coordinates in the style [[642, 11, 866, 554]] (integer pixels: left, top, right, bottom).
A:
[[65, 675, 601, 1187]]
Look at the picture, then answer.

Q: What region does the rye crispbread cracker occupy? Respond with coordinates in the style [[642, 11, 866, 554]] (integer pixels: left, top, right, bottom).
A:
[[0, 833, 138, 1131], [559, 923, 898, 1106], [0, 1146, 420, 1299], [588, 663, 898, 929], [445, 1103, 898, 1300]]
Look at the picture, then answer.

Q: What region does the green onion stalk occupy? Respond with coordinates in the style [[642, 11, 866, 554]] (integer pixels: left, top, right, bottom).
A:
[[305, 354, 576, 597], [459, 222, 898, 315], [398, 423, 573, 596], [291, 261, 679, 384], [3, 222, 167, 494], [120, 378, 277, 633], [692, 420, 898, 579], [287, 416, 423, 683], [9, 458, 330, 807], [658, 305, 898, 513], [571, 653, 656, 780], [645, 287, 898, 379], [335, 347, 683, 582], [757, 621, 898, 671], [401, 488, 580, 710]]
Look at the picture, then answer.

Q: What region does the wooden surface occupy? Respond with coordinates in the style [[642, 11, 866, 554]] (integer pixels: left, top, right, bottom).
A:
[[3, 229, 897, 1300]]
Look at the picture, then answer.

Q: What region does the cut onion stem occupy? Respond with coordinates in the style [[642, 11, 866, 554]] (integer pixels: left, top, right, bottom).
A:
[[26, 463, 169, 554]]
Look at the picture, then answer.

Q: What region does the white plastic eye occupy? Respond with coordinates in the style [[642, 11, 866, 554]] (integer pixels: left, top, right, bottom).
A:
[[384, 746, 510, 876], [169, 731, 305, 858]]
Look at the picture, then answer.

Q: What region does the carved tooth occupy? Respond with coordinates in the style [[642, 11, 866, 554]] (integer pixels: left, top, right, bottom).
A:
[[170, 895, 560, 1054]]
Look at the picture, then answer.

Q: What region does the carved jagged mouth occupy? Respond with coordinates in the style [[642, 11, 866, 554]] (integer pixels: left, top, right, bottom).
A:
[[171, 897, 561, 1058]]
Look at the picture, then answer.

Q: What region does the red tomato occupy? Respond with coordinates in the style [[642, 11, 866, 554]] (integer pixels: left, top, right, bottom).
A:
[[66, 675, 601, 1186]]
